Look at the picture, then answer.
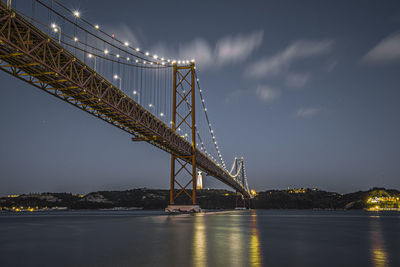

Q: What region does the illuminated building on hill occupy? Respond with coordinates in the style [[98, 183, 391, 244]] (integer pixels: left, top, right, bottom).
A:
[[366, 190, 400, 211]]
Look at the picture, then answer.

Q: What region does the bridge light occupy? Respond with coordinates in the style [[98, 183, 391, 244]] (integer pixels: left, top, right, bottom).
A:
[[143, 61, 146, 64], [94, 25, 100, 30], [104, 49, 109, 54], [135, 59, 139, 63], [149, 103, 153, 107], [51, 23, 56, 29], [124, 41, 129, 47], [88, 54, 93, 58], [133, 90, 137, 95], [73, 11, 80, 18], [145, 52, 150, 56], [160, 113, 164, 117], [116, 54, 120, 58], [153, 55, 158, 59], [73, 37, 78, 42], [113, 74, 119, 79], [127, 57, 130, 61], [136, 48, 140, 52]]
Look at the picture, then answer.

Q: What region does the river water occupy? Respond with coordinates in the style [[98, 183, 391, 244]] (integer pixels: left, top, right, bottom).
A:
[[0, 210, 399, 266]]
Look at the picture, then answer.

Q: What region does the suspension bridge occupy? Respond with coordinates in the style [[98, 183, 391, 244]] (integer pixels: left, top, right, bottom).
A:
[[0, 0, 252, 211]]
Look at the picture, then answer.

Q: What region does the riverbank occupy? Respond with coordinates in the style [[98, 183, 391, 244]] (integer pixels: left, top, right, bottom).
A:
[[1, 187, 399, 212]]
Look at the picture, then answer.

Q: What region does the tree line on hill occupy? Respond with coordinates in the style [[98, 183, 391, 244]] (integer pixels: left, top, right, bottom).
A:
[[0, 187, 398, 210]]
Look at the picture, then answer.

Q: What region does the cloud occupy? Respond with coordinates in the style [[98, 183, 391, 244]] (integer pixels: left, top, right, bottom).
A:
[[178, 38, 214, 67], [324, 59, 338, 72], [100, 25, 262, 69], [245, 39, 334, 78], [255, 85, 280, 102], [295, 107, 321, 118], [285, 73, 311, 88], [216, 31, 263, 65], [224, 88, 246, 103], [152, 31, 263, 69], [363, 32, 400, 64]]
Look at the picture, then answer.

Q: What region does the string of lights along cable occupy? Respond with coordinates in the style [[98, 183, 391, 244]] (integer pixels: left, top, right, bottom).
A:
[[0, 0, 252, 198]]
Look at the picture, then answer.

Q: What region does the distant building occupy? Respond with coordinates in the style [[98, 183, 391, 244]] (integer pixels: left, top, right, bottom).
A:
[[197, 171, 203, 189], [287, 188, 307, 194]]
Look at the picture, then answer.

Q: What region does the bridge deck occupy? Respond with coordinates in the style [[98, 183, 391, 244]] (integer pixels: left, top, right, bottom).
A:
[[0, 3, 250, 198]]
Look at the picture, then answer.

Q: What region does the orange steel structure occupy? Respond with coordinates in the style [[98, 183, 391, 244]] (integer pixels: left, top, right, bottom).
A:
[[170, 63, 197, 205], [0, 3, 251, 201]]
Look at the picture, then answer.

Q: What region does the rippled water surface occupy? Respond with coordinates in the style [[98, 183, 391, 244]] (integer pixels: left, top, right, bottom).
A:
[[0, 210, 399, 266]]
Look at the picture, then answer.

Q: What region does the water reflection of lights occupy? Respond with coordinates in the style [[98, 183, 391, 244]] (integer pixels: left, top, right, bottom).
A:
[[192, 211, 263, 266], [250, 210, 263, 266], [193, 214, 207, 267], [230, 214, 243, 266], [370, 216, 388, 267]]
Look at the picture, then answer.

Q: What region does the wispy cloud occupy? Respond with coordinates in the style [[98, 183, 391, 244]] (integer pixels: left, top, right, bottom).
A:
[[255, 85, 280, 102], [224, 88, 246, 103], [178, 39, 214, 67], [363, 32, 400, 64], [324, 59, 338, 72], [295, 107, 321, 118], [284, 73, 311, 88], [245, 39, 334, 78], [152, 31, 263, 69], [216, 31, 263, 65]]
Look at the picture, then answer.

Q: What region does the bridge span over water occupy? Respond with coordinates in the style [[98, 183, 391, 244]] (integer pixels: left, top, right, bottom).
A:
[[0, 1, 252, 207]]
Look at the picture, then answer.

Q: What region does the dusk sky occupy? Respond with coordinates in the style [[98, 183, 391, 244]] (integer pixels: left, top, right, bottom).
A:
[[1, 0, 400, 195]]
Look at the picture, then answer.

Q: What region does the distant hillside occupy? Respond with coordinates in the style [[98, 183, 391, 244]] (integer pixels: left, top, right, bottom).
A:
[[0, 187, 399, 211], [255, 188, 400, 210], [0, 189, 239, 211]]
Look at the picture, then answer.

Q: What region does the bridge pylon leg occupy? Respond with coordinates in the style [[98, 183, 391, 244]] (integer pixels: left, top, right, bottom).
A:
[[166, 62, 199, 213]]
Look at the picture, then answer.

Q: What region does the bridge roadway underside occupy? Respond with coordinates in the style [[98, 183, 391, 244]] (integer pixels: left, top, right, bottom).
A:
[[0, 3, 250, 198]]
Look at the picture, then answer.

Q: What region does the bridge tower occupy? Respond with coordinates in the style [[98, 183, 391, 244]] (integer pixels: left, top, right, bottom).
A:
[[166, 62, 200, 212]]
